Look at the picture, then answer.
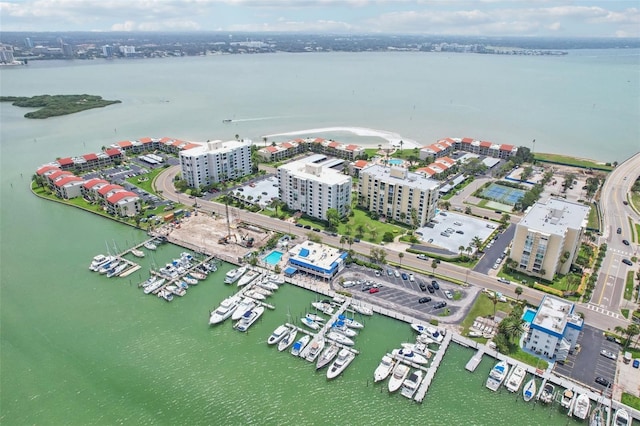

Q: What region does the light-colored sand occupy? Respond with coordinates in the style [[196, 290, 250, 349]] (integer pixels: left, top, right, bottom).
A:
[[264, 126, 421, 149]]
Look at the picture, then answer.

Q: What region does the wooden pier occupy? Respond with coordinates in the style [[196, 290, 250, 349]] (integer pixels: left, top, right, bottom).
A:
[[414, 332, 452, 403], [465, 347, 485, 372]]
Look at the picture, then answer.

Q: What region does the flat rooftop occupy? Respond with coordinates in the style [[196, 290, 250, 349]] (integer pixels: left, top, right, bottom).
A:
[[520, 198, 589, 236], [180, 140, 249, 156], [361, 165, 440, 191], [279, 155, 351, 186], [288, 240, 345, 273], [532, 295, 575, 334]]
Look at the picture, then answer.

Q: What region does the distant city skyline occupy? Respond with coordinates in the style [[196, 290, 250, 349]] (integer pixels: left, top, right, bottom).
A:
[[1, 0, 639, 38]]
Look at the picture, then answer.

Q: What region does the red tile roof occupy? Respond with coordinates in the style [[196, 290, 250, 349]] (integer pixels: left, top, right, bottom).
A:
[[159, 137, 172, 143], [57, 157, 74, 166], [107, 191, 138, 204], [346, 144, 359, 151], [282, 142, 293, 149], [416, 167, 435, 176], [479, 140, 492, 148], [83, 178, 109, 189], [48, 170, 73, 180], [139, 137, 152, 143], [354, 160, 369, 168], [104, 148, 122, 157], [98, 184, 124, 196], [500, 144, 515, 151], [328, 141, 339, 148], [314, 138, 325, 143], [461, 137, 474, 143], [266, 146, 278, 153], [171, 139, 184, 147], [36, 165, 60, 175], [117, 140, 132, 148], [445, 137, 456, 143], [83, 153, 98, 161], [54, 176, 84, 187], [181, 143, 200, 150], [294, 138, 304, 143]]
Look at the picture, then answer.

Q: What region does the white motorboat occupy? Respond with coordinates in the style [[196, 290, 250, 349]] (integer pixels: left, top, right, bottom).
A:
[[89, 254, 108, 270], [107, 262, 128, 278], [251, 286, 272, 297], [401, 369, 424, 399], [305, 313, 325, 323], [165, 285, 186, 297], [561, 389, 574, 409], [350, 302, 373, 316], [303, 338, 325, 362], [143, 278, 165, 294], [256, 280, 278, 291], [278, 326, 298, 352], [140, 276, 157, 288], [311, 301, 334, 315], [338, 316, 364, 329], [143, 241, 157, 250], [267, 325, 290, 345], [237, 270, 260, 287], [244, 290, 266, 301], [234, 306, 265, 332], [388, 363, 410, 392], [590, 405, 606, 426], [232, 298, 256, 321], [410, 323, 444, 342], [316, 344, 339, 370], [326, 348, 355, 380], [539, 383, 555, 404], [99, 259, 120, 274], [301, 316, 321, 330], [373, 354, 395, 383], [157, 289, 173, 302], [189, 271, 207, 280], [505, 365, 526, 393], [613, 408, 630, 426], [400, 342, 431, 358], [225, 266, 247, 284], [326, 331, 354, 346], [522, 378, 536, 402], [331, 321, 358, 337], [130, 248, 145, 258], [290, 334, 311, 357], [392, 348, 428, 365], [183, 275, 198, 285], [573, 393, 591, 420], [209, 295, 241, 325], [486, 361, 509, 391], [416, 334, 435, 345], [266, 274, 285, 284]]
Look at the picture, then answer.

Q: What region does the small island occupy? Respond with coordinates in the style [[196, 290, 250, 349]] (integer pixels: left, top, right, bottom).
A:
[[0, 94, 121, 119]]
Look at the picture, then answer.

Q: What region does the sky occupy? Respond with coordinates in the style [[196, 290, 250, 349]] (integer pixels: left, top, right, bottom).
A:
[[1, 0, 639, 38]]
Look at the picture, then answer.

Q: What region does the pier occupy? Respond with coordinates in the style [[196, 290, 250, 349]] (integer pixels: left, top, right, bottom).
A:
[[465, 346, 485, 372], [414, 332, 452, 403]]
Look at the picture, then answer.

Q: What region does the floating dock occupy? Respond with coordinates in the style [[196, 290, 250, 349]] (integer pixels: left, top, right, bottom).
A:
[[414, 332, 452, 403], [465, 347, 485, 372]]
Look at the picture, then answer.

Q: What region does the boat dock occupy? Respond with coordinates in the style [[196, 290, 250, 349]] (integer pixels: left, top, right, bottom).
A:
[[464, 346, 485, 372], [414, 332, 452, 403]]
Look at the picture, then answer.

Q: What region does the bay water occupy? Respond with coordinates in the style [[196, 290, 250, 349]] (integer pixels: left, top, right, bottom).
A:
[[1, 49, 637, 425]]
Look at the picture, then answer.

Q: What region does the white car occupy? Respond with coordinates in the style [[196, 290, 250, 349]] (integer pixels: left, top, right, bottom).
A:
[[444, 290, 453, 299], [394, 270, 400, 278], [409, 274, 415, 282], [374, 271, 381, 277]]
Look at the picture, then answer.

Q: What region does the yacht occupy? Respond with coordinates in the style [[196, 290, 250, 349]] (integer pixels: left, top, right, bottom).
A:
[[326, 348, 355, 380], [99, 259, 120, 274], [613, 408, 629, 426], [311, 301, 334, 315], [143, 278, 165, 295], [391, 348, 428, 365], [224, 266, 247, 284], [350, 302, 373, 316], [316, 344, 339, 370], [539, 383, 555, 404], [400, 342, 431, 359], [341, 317, 364, 329], [209, 295, 241, 325], [266, 274, 285, 284], [278, 326, 298, 352], [326, 331, 354, 346], [130, 248, 145, 258], [143, 241, 157, 250], [388, 363, 410, 393], [400, 370, 424, 399], [410, 323, 444, 343], [189, 271, 207, 280], [505, 365, 526, 392], [232, 298, 256, 321], [303, 338, 325, 362], [290, 334, 311, 357], [561, 389, 575, 409], [267, 325, 290, 345], [485, 361, 509, 391], [237, 270, 260, 287], [301, 316, 321, 331], [89, 254, 108, 270], [522, 378, 536, 402], [244, 289, 266, 301], [373, 354, 395, 383], [331, 322, 358, 337], [107, 262, 128, 278], [183, 275, 198, 285], [305, 313, 325, 323], [233, 306, 265, 332], [157, 289, 173, 302], [573, 393, 591, 420], [256, 280, 278, 291]]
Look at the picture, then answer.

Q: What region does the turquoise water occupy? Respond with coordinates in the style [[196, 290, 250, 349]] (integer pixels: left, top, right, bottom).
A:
[[264, 250, 284, 265], [523, 308, 537, 323], [388, 158, 404, 165]]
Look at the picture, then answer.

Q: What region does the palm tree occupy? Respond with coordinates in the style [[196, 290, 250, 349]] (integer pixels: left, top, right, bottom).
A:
[[399, 140, 404, 151], [458, 245, 465, 255], [471, 236, 483, 256], [499, 316, 524, 341], [515, 286, 523, 301], [356, 224, 365, 237], [263, 136, 268, 146], [369, 228, 378, 241], [624, 324, 639, 349], [431, 259, 438, 274], [340, 236, 346, 250], [398, 252, 404, 267]]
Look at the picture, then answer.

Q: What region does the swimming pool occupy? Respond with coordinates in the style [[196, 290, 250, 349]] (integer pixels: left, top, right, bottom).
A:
[[263, 250, 283, 266], [522, 308, 537, 323], [388, 158, 403, 165]]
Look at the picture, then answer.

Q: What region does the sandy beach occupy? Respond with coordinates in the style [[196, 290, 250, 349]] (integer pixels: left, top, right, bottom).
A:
[[264, 126, 422, 149]]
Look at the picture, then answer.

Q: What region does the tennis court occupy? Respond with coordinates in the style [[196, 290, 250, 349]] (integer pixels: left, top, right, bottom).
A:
[[481, 183, 525, 205]]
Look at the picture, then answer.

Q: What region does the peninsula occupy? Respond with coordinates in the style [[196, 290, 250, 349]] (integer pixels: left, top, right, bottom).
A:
[[0, 94, 121, 118]]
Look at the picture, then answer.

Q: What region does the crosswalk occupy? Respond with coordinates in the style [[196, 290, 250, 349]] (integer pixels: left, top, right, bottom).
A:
[[584, 303, 621, 319]]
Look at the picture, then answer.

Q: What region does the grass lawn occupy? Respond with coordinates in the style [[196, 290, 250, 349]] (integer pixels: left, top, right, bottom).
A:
[[636, 222, 640, 243], [534, 152, 613, 171], [621, 308, 629, 319], [621, 393, 640, 411], [586, 204, 599, 229], [624, 271, 634, 301], [631, 191, 640, 213], [460, 293, 513, 335], [126, 166, 167, 195], [510, 348, 549, 370]]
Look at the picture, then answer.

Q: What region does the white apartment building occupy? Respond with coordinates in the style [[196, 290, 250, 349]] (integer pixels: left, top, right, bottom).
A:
[[179, 140, 253, 189], [511, 198, 590, 281], [278, 155, 352, 221], [358, 165, 440, 227]]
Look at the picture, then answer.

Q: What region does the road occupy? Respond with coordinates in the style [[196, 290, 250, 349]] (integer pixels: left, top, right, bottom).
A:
[[155, 166, 631, 331], [593, 151, 640, 312]]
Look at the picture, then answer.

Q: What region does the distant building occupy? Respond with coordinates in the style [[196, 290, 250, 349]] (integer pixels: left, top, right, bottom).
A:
[[523, 295, 583, 362], [102, 45, 114, 58], [277, 154, 352, 221], [511, 198, 590, 281], [179, 140, 252, 189], [24, 37, 33, 49], [358, 165, 439, 227], [258, 137, 364, 162], [286, 240, 347, 281], [0, 44, 16, 63], [119, 45, 136, 57], [419, 137, 518, 162]]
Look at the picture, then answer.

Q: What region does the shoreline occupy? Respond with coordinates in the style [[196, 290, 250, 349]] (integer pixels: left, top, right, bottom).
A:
[[263, 126, 422, 149]]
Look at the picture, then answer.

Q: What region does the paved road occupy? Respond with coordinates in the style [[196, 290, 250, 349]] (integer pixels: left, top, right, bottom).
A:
[[154, 166, 630, 331], [593, 151, 640, 311]]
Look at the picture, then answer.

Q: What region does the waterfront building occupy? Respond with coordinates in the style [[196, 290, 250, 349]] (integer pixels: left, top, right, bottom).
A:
[[0, 44, 16, 64], [105, 191, 141, 217], [357, 165, 439, 227], [286, 240, 347, 281], [258, 137, 364, 162], [415, 156, 456, 177], [53, 176, 85, 199], [277, 155, 352, 221], [82, 178, 110, 201], [44, 170, 74, 187], [511, 198, 590, 281], [524, 295, 583, 362], [419, 137, 518, 162], [179, 139, 252, 189], [102, 45, 114, 58], [349, 159, 370, 177], [36, 165, 61, 178]]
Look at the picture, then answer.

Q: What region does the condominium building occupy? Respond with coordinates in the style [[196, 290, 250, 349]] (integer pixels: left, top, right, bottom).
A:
[[285, 240, 348, 281], [419, 137, 518, 163], [179, 140, 253, 189], [523, 295, 583, 362], [511, 198, 590, 281], [277, 155, 352, 221], [357, 165, 440, 227], [258, 137, 364, 162]]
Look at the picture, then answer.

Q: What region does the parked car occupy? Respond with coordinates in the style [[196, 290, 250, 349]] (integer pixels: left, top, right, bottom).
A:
[[633, 359, 639, 369], [419, 283, 427, 291], [617, 227, 622, 234], [394, 270, 400, 278], [622, 259, 633, 266], [622, 239, 630, 246], [431, 280, 440, 290], [418, 297, 431, 304], [497, 278, 511, 284], [409, 274, 415, 282], [374, 271, 381, 277], [600, 350, 617, 360], [426, 285, 435, 294], [312, 228, 321, 232], [595, 377, 610, 387], [295, 223, 303, 227], [354, 238, 361, 243], [401, 273, 408, 280], [417, 254, 428, 260], [387, 268, 393, 276], [433, 301, 447, 309], [303, 225, 311, 229], [444, 290, 453, 299], [369, 287, 380, 294]]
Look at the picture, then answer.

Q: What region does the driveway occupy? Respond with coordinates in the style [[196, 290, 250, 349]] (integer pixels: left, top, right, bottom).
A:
[[474, 224, 515, 274]]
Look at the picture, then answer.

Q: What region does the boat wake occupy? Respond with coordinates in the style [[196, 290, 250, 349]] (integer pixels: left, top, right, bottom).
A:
[[264, 126, 421, 149], [226, 116, 293, 123]]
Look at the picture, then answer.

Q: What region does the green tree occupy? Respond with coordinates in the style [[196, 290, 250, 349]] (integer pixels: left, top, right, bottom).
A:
[[369, 228, 378, 241], [356, 224, 365, 237], [515, 286, 523, 301], [464, 206, 472, 215], [382, 232, 394, 243], [431, 259, 438, 274], [326, 208, 340, 231], [339, 236, 346, 249], [274, 264, 281, 274], [398, 252, 404, 268]]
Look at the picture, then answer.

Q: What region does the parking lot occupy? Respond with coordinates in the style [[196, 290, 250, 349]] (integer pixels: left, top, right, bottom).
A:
[[335, 263, 479, 324], [553, 325, 618, 394], [416, 211, 496, 254], [232, 175, 279, 207]]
